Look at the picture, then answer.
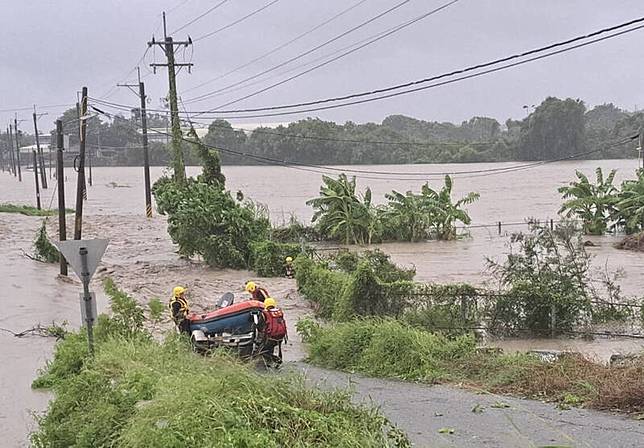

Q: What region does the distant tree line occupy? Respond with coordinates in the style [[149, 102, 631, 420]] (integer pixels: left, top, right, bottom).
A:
[[34, 97, 643, 167]]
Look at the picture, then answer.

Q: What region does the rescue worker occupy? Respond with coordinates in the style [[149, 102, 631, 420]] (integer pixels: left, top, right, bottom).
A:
[[258, 297, 287, 366], [284, 256, 294, 279], [244, 281, 270, 302], [169, 286, 190, 334]]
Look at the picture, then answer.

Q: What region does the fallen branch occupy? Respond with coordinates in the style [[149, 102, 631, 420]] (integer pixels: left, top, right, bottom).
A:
[[0, 322, 68, 339]]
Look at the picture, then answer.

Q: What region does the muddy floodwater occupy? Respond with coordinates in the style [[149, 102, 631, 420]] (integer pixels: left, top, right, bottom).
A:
[[2, 159, 644, 445]]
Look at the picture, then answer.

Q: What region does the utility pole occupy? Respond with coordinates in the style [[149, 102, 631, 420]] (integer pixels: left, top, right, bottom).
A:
[[33, 107, 48, 189], [74, 87, 88, 241], [88, 124, 93, 187], [117, 67, 153, 217], [32, 150, 41, 209], [8, 126, 16, 176], [56, 119, 68, 276], [0, 131, 4, 173], [148, 12, 193, 183], [13, 117, 22, 181], [639, 128, 644, 170]]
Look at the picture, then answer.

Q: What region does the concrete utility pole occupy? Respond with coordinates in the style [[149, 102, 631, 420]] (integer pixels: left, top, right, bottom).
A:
[[56, 119, 68, 276], [13, 118, 22, 181], [117, 67, 153, 217], [74, 87, 88, 241], [33, 108, 48, 189], [32, 150, 41, 209], [7, 126, 16, 176], [148, 12, 193, 183]]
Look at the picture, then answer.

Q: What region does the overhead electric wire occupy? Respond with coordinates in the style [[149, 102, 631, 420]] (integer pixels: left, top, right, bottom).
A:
[[188, 22, 644, 120], [171, 0, 230, 34], [187, 0, 417, 104], [200, 15, 644, 115], [196, 0, 460, 113], [89, 105, 638, 180], [193, 0, 282, 42], [91, 15, 644, 121], [183, 6, 418, 103], [89, 97, 495, 148], [182, 0, 371, 95]]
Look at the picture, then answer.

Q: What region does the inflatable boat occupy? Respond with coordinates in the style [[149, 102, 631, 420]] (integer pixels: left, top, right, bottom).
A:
[[187, 299, 265, 354]]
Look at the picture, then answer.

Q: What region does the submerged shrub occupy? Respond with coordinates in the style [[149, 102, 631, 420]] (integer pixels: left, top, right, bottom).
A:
[[33, 221, 59, 263], [250, 240, 302, 277]]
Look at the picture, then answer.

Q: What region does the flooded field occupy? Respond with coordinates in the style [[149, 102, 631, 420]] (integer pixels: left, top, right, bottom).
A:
[[1, 159, 644, 445]]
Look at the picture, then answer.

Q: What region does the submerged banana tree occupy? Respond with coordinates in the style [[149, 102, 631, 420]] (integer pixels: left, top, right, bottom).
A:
[[306, 174, 377, 245], [422, 175, 480, 240], [613, 169, 644, 234], [558, 167, 618, 235], [381, 190, 432, 242]]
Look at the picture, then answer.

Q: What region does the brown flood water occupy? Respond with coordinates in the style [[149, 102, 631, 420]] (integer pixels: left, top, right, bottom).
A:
[[1, 159, 644, 445]]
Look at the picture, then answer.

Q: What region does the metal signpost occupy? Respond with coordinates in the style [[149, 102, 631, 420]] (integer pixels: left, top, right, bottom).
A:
[[54, 239, 109, 355]]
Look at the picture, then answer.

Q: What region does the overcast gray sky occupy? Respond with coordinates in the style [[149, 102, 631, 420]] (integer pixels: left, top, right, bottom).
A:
[[1, 0, 643, 131]]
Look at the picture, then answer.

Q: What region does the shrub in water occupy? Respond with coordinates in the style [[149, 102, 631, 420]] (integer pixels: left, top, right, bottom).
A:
[[250, 240, 302, 277]]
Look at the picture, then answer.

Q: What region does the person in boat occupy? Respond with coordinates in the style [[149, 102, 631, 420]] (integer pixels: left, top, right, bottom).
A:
[[284, 256, 294, 278], [258, 297, 288, 366], [169, 286, 190, 334], [244, 281, 270, 302]]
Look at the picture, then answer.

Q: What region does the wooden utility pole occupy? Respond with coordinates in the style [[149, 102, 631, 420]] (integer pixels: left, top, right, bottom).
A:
[[7, 126, 16, 176], [74, 87, 88, 240], [56, 119, 68, 276], [32, 150, 41, 209], [118, 67, 153, 217], [33, 108, 48, 189], [148, 12, 193, 183], [13, 119, 22, 181]]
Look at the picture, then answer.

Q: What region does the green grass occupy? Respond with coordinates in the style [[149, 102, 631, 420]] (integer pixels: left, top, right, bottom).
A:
[[301, 318, 644, 413], [0, 203, 73, 216], [30, 280, 410, 447], [147, 298, 165, 322]]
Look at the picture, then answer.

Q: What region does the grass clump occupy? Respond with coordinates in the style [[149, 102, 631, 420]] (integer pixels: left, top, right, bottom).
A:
[[303, 319, 475, 381], [147, 298, 165, 322], [0, 203, 71, 216], [31, 280, 410, 447]]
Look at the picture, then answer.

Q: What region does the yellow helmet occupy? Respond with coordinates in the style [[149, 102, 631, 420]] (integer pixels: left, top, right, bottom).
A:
[[245, 281, 257, 293], [264, 297, 277, 309], [285, 256, 293, 263], [173, 286, 187, 298]]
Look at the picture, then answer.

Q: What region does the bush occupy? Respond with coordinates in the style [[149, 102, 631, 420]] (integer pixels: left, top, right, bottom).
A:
[[100, 278, 148, 341], [153, 177, 270, 269], [33, 221, 59, 263], [303, 319, 476, 381], [334, 249, 415, 282], [294, 256, 351, 319], [486, 222, 592, 335], [250, 240, 302, 277], [271, 215, 322, 243], [402, 283, 481, 334]]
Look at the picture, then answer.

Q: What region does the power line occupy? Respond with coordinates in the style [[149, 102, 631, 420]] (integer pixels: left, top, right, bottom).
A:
[[196, 0, 460, 113], [183, 4, 424, 103], [90, 17, 644, 121], [186, 0, 418, 104], [193, 0, 282, 42], [181, 0, 371, 96], [89, 97, 498, 148], [170, 0, 230, 34], [88, 106, 639, 180], [200, 15, 644, 115]]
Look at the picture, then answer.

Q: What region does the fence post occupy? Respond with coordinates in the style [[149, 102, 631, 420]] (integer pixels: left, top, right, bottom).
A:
[[498, 221, 502, 235], [460, 295, 467, 325], [550, 303, 556, 338], [550, 218, 554, 230]]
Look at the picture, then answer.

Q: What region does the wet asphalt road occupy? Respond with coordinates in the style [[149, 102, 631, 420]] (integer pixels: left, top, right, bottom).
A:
[[289, 363, 644, 448]]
